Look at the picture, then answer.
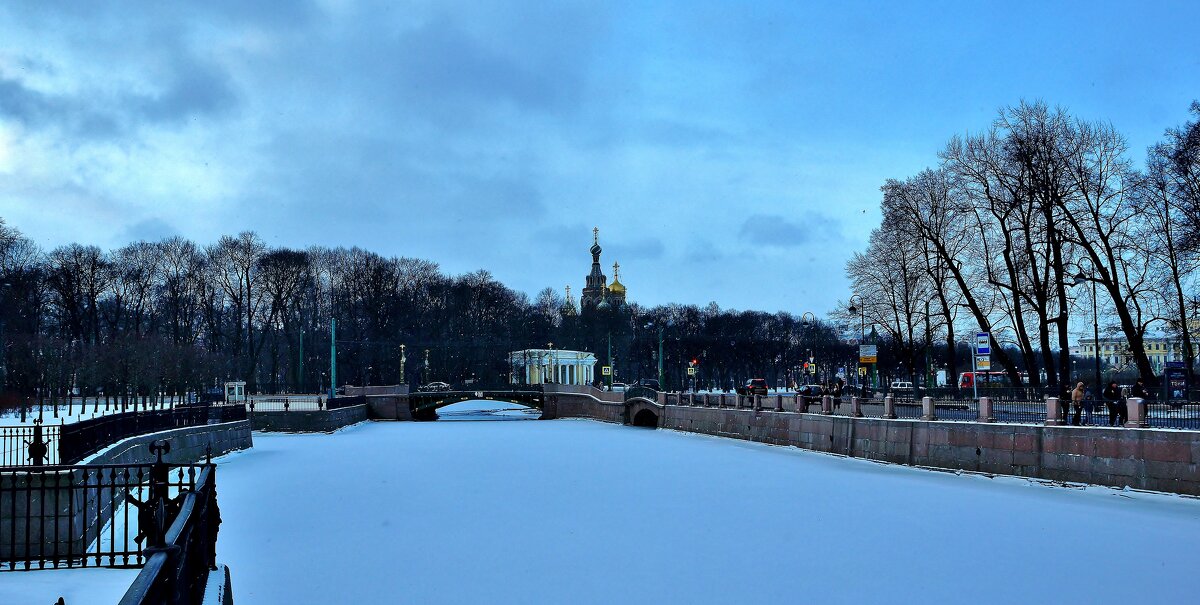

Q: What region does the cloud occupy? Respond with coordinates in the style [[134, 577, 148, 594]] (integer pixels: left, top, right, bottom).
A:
[[121, 217, 179, 243], [737, 213, 843, 248]]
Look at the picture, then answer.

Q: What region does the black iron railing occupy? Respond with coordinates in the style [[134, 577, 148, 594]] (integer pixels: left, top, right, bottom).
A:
[[204, 404, 248, 425], [0, 420, 61, 466], [1, 406, 246, 469], [118, 461, 220, 605], [58, 407, 210, 465], [246, 395, 326, 412], [0, 456, 209, 570]]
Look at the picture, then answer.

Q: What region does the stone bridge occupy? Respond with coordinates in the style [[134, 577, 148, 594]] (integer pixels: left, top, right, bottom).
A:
[[407, 390, 546, 421]]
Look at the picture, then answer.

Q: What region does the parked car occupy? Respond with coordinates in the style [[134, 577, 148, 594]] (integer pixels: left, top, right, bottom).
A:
[[797, 384, 824, 396], [610, 382, 628, 392], [418, 381, 452, 392], [637, 378, 661, 391], [737, 378, 769, 396], [889, 381, 914, 392]]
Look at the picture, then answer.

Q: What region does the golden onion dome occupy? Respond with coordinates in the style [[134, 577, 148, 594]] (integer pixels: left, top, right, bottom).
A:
[[609, 261, 626, 295]]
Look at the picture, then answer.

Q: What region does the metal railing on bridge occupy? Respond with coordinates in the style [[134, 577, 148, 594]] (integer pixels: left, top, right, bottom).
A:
[[0, 405, 247, 468]]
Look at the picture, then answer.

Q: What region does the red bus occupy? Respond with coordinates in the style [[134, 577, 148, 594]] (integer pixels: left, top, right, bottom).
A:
[[959, 371, 1027, 388]]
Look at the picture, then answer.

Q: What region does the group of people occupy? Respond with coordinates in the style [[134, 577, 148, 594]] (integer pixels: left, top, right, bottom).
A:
[[1068, 378, 1147, 426]]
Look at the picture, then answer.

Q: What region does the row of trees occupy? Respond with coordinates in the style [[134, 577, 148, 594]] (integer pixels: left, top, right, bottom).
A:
[[0, 220, 856, 405], [844, 100, 1200, 389]]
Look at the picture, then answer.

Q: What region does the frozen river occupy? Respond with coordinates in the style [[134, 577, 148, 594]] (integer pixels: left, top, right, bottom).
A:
[[201, 401, 1200, 604]]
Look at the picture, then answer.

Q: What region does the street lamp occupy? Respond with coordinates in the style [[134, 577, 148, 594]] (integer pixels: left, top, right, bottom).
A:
[[848, 296, 866, 389], [800, 312, 816, 386], [1070, 266, 1102, 392]]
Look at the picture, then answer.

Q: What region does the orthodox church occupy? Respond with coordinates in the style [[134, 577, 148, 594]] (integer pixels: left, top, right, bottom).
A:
[[577, 227, 627, 314]]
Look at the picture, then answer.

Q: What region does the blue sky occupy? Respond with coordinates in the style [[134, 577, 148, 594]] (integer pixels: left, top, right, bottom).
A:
[[0, 1, 1197, 314]]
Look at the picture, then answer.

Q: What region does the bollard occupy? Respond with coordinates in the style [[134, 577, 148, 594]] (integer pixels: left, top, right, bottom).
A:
[[1124, 397, 1148, 428], [821, 395, 833, 415], [920, 396, 937, 421], [1044, 397, 1064, 426], [883, 395, 897, 419], [978, 396, 994, 423], [851, 396, 863, 418]]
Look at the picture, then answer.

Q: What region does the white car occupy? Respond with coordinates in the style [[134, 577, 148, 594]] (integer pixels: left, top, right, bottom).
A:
[[610, 383, 628, 392], [889, 381, 914, 391]]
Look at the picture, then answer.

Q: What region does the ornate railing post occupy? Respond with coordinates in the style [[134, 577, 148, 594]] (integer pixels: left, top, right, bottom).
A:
[[883, 395, 897, 419], [850, 396, 863, 418], [1044, 397, 1064, 426], [26, 418, 50, 466], [920, 396, 937, 421], [1125, 397, 1148, 428], [821, 395, 833, 415], [978, 396, 994, 423]]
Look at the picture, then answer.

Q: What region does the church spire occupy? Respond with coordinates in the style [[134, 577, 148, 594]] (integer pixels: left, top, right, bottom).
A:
[[561, 284, 577, 317], [581, 226, 607, 310]]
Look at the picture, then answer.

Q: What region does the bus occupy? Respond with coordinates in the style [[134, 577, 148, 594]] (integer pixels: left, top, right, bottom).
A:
[[959, 371, 1027, 389]]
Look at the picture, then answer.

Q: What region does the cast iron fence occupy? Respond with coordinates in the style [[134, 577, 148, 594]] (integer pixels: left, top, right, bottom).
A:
[[246, 395, 325, 412], [118, 461, 220, 605], [59, 407, 210, 465], [0, 405, 247, 469], [0, 454, 210, 571], [1, 420, 61, 466]]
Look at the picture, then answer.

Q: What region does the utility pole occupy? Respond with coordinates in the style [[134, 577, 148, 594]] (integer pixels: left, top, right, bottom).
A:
[[607, 332, 613, 389], [329, 318, 336, 399], [657, 325, 664, 389], [298, 328, 304, 393]]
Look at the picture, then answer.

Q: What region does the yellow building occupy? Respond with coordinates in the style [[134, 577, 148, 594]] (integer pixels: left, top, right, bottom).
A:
[[1070, 337, 1190, 373]]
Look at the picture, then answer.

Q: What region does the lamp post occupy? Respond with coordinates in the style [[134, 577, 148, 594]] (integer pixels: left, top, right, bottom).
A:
[[847, 296, 865, 388], [657, 325, 664, 389], [800, 312, 816, 386], [400, 344, 406, 386], [1071, 266, 1102, 391]]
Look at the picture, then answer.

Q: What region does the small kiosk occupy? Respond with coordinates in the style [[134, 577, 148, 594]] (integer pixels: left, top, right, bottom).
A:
[[224, 381, 248, 403]]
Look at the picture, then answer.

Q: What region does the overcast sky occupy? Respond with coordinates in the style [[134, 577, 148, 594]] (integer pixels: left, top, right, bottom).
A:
[[1, 1, 1198, 315]]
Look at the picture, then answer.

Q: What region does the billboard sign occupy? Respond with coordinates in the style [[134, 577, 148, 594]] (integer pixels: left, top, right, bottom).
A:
[[859, 345, 877, 364]]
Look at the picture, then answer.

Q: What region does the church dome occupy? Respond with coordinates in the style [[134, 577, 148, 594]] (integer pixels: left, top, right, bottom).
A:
[[609, 279, 625, 295]]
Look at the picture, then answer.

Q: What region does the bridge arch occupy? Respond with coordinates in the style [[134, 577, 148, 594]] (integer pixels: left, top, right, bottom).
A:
[[625, 398, 662, 428]]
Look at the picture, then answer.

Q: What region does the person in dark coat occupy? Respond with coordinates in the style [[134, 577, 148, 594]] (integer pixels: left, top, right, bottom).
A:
[[1130, 378, 1149, 400], [1103, 381, 1122, 426]]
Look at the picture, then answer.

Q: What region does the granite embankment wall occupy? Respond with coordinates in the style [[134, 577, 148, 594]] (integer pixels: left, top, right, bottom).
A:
[[249, 404, 369, 433], [84, 419, 253, 465], [546, 388, 1200, 496]]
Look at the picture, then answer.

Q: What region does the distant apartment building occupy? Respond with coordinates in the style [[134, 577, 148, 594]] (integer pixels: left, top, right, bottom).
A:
[[1069, 336, 1192, 373]]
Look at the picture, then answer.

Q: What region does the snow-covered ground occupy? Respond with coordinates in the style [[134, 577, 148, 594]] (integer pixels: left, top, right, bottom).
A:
[[0, 567, 137, 605], [205, 402, 1200, 604]]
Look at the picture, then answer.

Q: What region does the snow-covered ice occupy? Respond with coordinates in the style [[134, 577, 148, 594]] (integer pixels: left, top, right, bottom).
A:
[[0, 567, 137, 605], [206, 402, 1200, 604]]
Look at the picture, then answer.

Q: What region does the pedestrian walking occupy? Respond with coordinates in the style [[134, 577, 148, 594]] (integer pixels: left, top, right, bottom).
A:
[[1070, 381, 1086, 426], [1103, 381, 1122, 426], [1131, 378, 1148, 400]]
